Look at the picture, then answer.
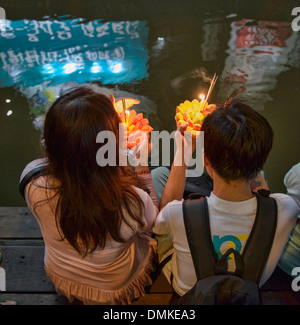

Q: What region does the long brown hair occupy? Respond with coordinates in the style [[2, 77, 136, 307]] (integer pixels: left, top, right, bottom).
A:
[[40, 86, 145, 256]]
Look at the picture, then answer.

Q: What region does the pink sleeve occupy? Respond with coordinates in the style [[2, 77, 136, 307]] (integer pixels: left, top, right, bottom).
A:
[[134, 186, 158, 234], [138, 173, 159, 209]]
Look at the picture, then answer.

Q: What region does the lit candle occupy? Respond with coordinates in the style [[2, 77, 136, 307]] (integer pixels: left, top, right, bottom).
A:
[[125, 110, 130, 125], [121, 98, 127, 124], [199, 94, 205, 109]]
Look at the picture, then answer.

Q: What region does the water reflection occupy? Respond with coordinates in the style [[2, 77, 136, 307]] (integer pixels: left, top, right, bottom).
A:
[[0, 17, 156, 132], [1, 7, 300, 205], [0, 18, 149, 88], [216, 19, 300, 110], [171, 67, 213, 95], [21, 81, 157, 132]]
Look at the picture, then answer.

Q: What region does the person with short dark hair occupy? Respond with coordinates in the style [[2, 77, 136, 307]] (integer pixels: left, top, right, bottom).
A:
[[153, 100, 298, 297], [201, 101, 273, 183]]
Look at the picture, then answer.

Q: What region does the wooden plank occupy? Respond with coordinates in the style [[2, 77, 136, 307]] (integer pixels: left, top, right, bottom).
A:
[[0, 293, 80, 305], [0, 244, 55, 292], [0, 239, 45, 246], [1, 292, 298, 305], [132, 293, 172, 305], [0, 293, 172, 305], [150, 273, 172, 293], [0, 207, 41, 238], [261, 291, 300, 305]]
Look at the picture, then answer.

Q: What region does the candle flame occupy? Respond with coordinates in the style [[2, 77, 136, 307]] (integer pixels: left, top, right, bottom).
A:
[[199, 94, 205, 100]]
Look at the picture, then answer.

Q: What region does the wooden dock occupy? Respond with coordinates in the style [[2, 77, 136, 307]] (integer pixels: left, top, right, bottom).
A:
[[0, 207, 172, 305], [0, 207, 299, 305]]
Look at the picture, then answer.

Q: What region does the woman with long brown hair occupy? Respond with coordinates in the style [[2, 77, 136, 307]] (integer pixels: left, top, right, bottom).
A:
[[19, 86, 160, 304]]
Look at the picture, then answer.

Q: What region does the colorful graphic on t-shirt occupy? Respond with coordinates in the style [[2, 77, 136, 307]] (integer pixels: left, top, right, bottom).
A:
[[213, 234, 249, 260]]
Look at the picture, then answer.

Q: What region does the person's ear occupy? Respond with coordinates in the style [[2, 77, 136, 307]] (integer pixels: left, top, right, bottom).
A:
[[204, 155, 214, 179], [204, 154, 209, 167]]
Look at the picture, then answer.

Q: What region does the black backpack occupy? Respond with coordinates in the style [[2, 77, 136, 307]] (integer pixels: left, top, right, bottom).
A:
[[171, 190, 277, 305]]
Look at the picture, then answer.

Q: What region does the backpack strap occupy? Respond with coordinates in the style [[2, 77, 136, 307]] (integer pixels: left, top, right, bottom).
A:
[[182, 191, 278, 283], [19, 165, 48, 199], [242, 191, 278, 283], [182, 196, 217, 280]]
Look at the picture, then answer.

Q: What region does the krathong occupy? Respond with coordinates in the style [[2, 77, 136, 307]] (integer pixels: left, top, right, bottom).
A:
[[175, 73, 218, 134], [115, 98, 153, 149]]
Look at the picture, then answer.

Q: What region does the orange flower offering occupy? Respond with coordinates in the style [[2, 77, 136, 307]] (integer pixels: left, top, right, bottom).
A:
[[175, 73, 218, 135], [175, 96, 216, 133], [115, 98, 154, 149]]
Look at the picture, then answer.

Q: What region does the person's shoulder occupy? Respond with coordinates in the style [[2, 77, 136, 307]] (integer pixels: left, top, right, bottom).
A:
[[271, 192, 296, 203], [20, 158, 48, 181], [162, 199, 184, 211], [286, 162, 300, 177], [156, 200, 184, 230], [133, 186, 152, 202], [162, 200, 184, 220], [157, 199, 183, 219], [284, 162, 300, 189], [168, 199, 184, 207], [270, 193, 299, 216]]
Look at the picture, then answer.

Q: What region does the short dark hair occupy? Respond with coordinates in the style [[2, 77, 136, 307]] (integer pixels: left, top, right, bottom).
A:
[[201, 100, 273, 181]]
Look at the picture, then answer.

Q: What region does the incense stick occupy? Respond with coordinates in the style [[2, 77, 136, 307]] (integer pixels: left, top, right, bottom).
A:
[[203, 73, 218, 108], [203, 74, 217, 106]]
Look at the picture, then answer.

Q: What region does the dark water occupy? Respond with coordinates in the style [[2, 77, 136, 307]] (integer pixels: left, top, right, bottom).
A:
[[1, 0, 300, 206]]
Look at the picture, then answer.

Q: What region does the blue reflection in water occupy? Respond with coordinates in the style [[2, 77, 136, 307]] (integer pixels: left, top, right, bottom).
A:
[[90, 62, 102, 74], [0, 18, 149, 88], [0, 18, 152, 132], [63, 62, 78, 74]]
